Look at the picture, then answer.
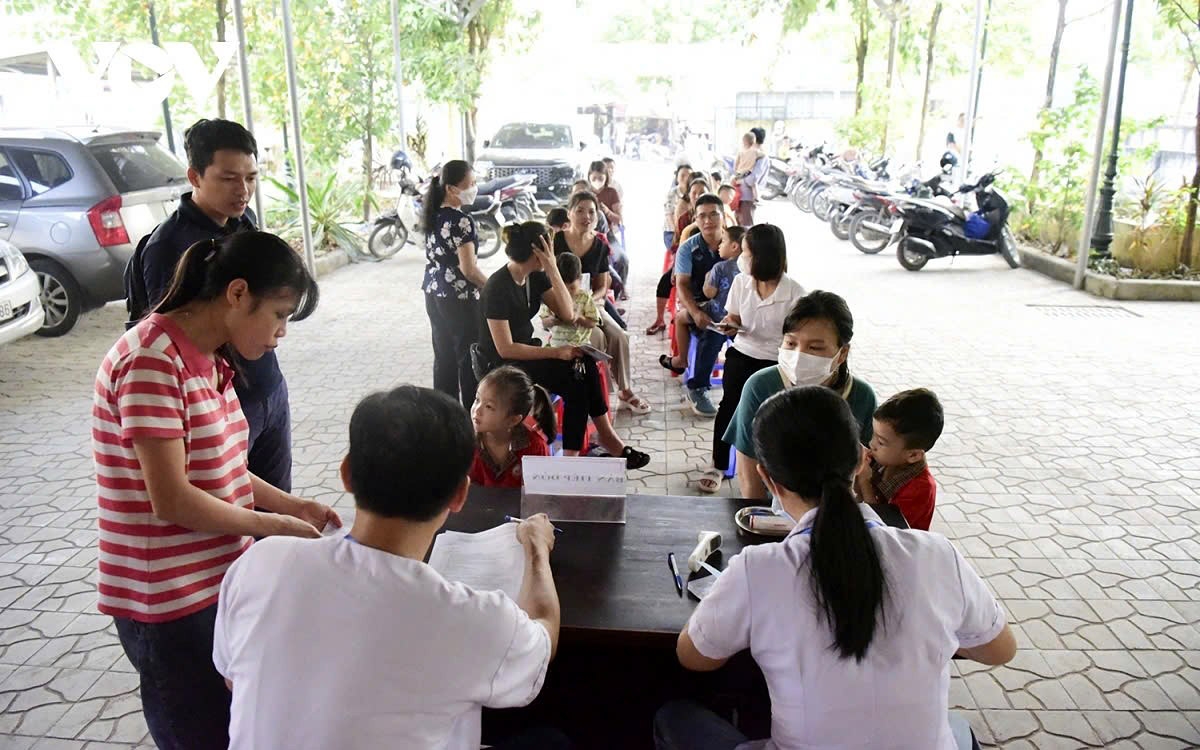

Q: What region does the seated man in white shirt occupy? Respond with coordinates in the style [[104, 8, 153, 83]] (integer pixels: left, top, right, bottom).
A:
[[213, 385, 567, 750]]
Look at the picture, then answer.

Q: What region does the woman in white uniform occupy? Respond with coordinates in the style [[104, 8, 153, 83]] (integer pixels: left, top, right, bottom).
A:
[[657, 386, 1016, 750]]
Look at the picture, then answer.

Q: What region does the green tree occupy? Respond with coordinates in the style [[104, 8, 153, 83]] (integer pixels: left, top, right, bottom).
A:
[[765, 0, 873, 114], [1157, 0, 1199, 267], [1027, 0, 1070, 213], [1013, 67, 1099, 255], [873, 0, 911, 152], [914, 2, 942, 161], [394, 0, 539, 163]]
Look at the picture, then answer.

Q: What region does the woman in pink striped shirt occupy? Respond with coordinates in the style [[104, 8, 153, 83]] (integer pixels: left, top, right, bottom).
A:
[[93, 231, 339, 748]]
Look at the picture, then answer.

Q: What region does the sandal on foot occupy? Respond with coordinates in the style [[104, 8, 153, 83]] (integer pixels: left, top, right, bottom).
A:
[[697, 467, 724, 494], [645, 322, 667, 335], [659, 354, 686, 375], [621, 446, 651, 470], [618, 396, 652, 415]]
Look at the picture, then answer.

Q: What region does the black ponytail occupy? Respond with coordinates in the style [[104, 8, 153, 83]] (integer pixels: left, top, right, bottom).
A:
[[423, 159, 471, 236], [502, 220, 549, 263], [530, 385, 557, 445], [155, 231, 318, 322], [752, 386, 887, 662]]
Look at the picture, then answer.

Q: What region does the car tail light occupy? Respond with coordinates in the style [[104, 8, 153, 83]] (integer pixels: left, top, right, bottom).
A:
[[87, 195, 130, 247]]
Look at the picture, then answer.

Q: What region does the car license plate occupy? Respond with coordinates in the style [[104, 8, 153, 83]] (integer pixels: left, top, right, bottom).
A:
[[890, 219, 903, 233], [0, 300, 13, 322]]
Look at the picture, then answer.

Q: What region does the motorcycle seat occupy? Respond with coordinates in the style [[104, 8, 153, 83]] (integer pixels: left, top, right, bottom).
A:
[[475, 175, 521, 194]]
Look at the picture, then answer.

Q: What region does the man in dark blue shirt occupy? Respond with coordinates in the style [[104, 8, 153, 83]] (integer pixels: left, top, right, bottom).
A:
[[660, 194, 727, 417], [124, 119, 294, 492]]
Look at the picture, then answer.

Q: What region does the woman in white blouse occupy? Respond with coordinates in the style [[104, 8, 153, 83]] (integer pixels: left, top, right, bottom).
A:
[[699, 224, 804, 493], [660, 386, 1016, 750]]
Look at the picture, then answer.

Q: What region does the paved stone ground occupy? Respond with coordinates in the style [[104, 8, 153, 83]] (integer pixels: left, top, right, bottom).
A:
[[1, 160, 1198, 748]]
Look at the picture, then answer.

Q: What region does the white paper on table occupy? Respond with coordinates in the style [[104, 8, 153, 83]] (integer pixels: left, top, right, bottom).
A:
[[522, 455, 626, 497], [428, 523, 526, 601]]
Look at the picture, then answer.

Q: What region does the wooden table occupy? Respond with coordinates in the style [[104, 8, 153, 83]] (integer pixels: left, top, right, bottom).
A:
[[442, 487, 908, 646], [446, 488, 909, 748]]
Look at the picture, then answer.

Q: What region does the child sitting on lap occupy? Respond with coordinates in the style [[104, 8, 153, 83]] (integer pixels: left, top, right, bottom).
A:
[[670, 226, 744, 361], [470, 366, 557, 488], [539, 253, 599, 347], [856, 388, 944, 530], [702, 226, 745, 323]]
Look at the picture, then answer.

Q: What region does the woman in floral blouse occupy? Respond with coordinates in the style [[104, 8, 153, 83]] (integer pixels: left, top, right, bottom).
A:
[[423, 160, 489, 408]]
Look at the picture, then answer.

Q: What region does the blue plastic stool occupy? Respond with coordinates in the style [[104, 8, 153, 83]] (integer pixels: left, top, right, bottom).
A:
[[549, 394, 564, 455], [682, 334, 729, 387], [724, 445, 737, 478]]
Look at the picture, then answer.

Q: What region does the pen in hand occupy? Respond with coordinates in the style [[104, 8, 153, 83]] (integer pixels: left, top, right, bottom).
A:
[[505, 515, 564, 535], [667, 552, 684, 597]]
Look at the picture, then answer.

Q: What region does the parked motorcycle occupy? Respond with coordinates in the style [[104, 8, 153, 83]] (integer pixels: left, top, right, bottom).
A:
[[493, 173, 539, 223], [367, 152, 507, 260], [887, 173, 1021, 271], [367, 151, 422, 259]]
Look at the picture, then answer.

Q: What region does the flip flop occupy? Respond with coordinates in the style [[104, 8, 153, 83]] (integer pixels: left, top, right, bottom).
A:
[[645, 322, 667, 335], [697, 467, 724, 494], [659, 354, 686, 375]]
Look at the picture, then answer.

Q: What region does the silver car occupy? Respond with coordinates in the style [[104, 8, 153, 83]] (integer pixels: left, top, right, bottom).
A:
[[0, 127, 187, 336], [0, 239, 44, 345]]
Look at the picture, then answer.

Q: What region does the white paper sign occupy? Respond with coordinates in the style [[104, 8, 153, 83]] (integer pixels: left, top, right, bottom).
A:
[[522, 455, 625, 497]]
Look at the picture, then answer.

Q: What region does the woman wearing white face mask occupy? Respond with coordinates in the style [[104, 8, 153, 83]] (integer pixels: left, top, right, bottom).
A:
[[699, 224, 805, 494], [722, 290, 878, 500], [423, 160, 488, 409]]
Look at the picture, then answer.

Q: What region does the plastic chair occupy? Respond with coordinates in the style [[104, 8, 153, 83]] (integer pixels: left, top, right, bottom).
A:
[[682, 333, 729, 387]]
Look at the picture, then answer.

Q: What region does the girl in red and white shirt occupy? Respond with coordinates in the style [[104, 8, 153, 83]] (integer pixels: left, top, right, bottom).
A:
[[93, 231, 339, 748], [468, 366, 556, 488]]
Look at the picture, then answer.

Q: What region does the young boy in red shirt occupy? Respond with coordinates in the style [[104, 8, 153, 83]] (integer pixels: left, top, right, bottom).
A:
[[856, 388, 944, 530]]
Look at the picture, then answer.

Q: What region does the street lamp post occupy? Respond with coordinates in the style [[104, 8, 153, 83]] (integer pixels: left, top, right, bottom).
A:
[[1091, 0, 1136, 257]]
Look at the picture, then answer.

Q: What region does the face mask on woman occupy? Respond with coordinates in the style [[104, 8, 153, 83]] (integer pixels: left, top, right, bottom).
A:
[[737, 254, 751, 275], [589, 179, 605, 192], [457, 184, 479, 205], [777, 347, 837, 387]]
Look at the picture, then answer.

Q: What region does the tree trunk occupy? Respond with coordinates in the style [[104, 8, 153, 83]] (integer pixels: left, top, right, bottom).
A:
[[363, 49, 375, 224], [915, 2, 942, 162], [853, 2, 869, 115], [1181, 85, 1200, 269], [465, 108, 478, 164], [880, 15, 898, 153], [216, 0, 228, 119], [464, 19, 482, 162], [1028, 0, 1067, 212]]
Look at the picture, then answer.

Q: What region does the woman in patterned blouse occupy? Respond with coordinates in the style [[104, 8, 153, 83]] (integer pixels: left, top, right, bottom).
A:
[[422, 160, 489, 409]]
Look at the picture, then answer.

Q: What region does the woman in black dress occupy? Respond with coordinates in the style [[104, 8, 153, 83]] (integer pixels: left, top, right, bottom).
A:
[[479, 221, 650, 469], [553, 192, 649, 415]]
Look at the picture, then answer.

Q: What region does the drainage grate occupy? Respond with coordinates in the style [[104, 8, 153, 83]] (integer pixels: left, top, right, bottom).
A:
[[1026, 304, 1141, 319]]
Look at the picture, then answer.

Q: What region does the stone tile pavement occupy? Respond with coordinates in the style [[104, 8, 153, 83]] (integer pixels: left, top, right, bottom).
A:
[[0, 160, 1198, 747]]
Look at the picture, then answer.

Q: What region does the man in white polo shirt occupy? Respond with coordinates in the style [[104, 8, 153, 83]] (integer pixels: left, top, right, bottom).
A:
[[213, 386, 567, 749]]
